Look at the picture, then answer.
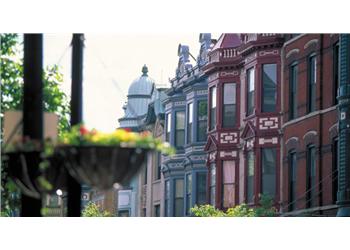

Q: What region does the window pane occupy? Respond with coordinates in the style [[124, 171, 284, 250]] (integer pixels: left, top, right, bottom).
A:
[[211, 87, 217, 108], [262, 64, 277, 112], [289, 64, 298, 119], [223, 104, 236, 127], [176, 112, 185, 129], [186, 174, 192, 215], [247, 68, 255, 116], [210, 164, 216, 206], [289, 152, 297, 211], [197, 100, 208, 141], [154, 205, 160, 217], [223, 161, 235, 208], [307, 146, 316, 207], [247, 152, 255, 203], [334, 43, 340, 105], [196, 172, 207, 205], [166, 113, 171, 132], [262, 148, 276, 198], [223, 83, 236, 104], [210, 87, 216, 130], [175, 111, 185, 147], [174, 179, 184, 217], [308, 56, 316, 112], [187, 103, 193, 144]]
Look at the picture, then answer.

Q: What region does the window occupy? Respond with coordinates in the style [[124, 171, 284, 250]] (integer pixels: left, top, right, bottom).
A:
[[262, 64, 277, 112], [174, 179, 184, 217], [165, 180, 170, 216], [222, 83, 236, 127], [222, 161, 235, 208], [187, 103, 193, 144], [196, 172, 207, 205], [197, 100, 208, 141], [166, 113, 171, 142], [306, 145, 316, 208], [333, 43, 340, 105], [247, 68, 255, 116], [175, 111, 185, 148], [210, 87, 217, 130], [247, 152, 255, 203], [186, 174, 192, 215], [262, 148, 277, 199], [289, 151, 297, 211], [307, 55, 317, 113], [144, 164, 147, 185], [289, 63, 298, 120], [332, 138, 339, 204], [154, 204, 160, 217], [118, 210, 130, 217], [210, 163, 216, 206], [155, 152, 161, 180]]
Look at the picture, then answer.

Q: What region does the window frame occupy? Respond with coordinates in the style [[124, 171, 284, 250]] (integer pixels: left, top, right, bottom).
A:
[[196, 172, 207, 206], [210, 163, 216, 206], [262, 63, 277, 113], [185, 174, 192, 216], [174, 178, 184, 217]]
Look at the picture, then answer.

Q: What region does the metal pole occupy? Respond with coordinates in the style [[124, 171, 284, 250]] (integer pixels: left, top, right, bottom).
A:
[[21, 34, 43, 217], [67, 34, 84, 217], [337, 34, 350, 216]]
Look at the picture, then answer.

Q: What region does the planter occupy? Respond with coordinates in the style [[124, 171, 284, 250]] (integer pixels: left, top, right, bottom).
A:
[[3, 151, 67, 199], [56, 145, 148, 190]]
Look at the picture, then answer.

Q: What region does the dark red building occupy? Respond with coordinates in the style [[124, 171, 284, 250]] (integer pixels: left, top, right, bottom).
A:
[[281, 34, 340, 216], [204, 34, 284, 210]]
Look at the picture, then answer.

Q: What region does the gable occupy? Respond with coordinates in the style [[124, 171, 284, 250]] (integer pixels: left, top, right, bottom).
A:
[[204, 134, 218, 151], [241, 121, 256, 139]]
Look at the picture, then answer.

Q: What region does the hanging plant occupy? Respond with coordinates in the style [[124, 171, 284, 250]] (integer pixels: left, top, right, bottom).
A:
[[3, 137, 67, 199], [56, 124, 175, 189]]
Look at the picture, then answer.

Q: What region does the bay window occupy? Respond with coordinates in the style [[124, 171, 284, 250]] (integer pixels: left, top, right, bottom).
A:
[[261, 148, 277, 199]]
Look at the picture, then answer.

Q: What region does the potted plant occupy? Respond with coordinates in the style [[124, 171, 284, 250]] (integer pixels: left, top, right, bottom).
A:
[[2, 137, 67, 199], [56, 124, 174, 190]]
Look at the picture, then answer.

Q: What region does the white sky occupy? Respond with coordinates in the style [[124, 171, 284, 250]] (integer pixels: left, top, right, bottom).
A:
[[43, 33, 220, 132]]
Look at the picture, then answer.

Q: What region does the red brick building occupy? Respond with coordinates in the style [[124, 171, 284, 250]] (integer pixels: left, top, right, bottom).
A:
[[281, 34, 340, 216], [204, 34, 285, 210]]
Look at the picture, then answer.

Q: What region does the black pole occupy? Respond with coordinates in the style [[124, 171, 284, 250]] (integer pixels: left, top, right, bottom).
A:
[[337, 34, 350, 216], [21, 34, 43, 217], [67, 34, 84, 217]]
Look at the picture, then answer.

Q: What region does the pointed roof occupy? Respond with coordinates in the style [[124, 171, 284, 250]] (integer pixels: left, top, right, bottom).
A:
[[241, 121, 256, 139], [212, 33, 242, 50]]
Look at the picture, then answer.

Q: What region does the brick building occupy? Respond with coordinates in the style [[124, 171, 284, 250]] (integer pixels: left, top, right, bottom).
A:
[[281, 34, 340, 216]]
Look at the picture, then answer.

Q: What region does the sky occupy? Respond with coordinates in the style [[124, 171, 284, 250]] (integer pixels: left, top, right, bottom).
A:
[[43, 33, 220, 132]]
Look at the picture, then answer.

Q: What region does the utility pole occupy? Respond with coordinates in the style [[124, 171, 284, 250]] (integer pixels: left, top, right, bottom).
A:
[[337, 34, 350, 216], [22, 34, 43, 216], [67, 34, 84, 217]]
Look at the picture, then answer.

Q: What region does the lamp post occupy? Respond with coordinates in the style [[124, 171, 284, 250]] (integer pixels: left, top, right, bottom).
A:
[[21, 34, 43, 217], [337, 34, 350, 216], [67, 34, 84, 217]]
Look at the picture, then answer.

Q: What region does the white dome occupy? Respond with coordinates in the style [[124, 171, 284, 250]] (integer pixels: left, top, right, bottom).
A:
[[128, 65, 155, 96]]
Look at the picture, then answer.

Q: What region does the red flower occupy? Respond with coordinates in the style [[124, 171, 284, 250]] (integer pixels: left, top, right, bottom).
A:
[[79, 126, 89, 135], [123, 128, 132, 132]]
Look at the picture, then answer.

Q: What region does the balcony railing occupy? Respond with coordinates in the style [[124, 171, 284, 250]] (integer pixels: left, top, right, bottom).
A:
[[209, 48, 239, 63]]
